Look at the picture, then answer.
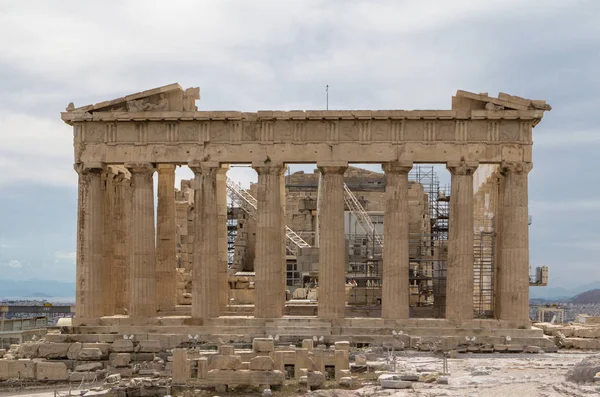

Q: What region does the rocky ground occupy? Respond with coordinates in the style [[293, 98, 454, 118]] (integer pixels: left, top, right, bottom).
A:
[[2, 350, 600, 397]]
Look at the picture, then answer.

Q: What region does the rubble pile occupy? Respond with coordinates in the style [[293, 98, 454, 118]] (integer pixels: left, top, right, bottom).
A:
[[0, 337, 168, 384], [536, 322, 600, 349]]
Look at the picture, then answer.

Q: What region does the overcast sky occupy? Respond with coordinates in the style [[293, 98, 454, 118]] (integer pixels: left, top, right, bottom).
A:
[[0, 0, 598, 290]]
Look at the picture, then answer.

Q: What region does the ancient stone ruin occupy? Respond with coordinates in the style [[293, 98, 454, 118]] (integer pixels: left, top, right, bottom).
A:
[[0, 83, 560, 393]]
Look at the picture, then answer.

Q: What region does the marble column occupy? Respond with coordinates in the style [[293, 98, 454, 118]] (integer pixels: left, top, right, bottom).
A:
[[446, 161, 478, 322], [75, 163, 104, 320], [216, 166, 229, 311], [112, 173, 130, 315], [102, 169, 116, 316], [493, 174, 505, 317], [126, 163, 157, 318], [190, 162, 220, 319], [381, 161, 412, 319], [497, 162, 532, 322], [317, 164, 348, 320], [156, 164, 177, 313], [252, 163, 286, 318]]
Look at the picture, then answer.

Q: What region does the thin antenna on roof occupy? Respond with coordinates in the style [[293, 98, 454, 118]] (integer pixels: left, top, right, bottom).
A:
[[326, 85, 329, 110]]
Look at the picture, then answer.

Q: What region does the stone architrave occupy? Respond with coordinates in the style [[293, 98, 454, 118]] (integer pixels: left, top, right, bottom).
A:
[[190, 162, 220, 319], [317, 164, 348, 319], [381, 161, 413, 319], [497, 162, 532, 323], [112, 174, 131, 315], [446, 161, 478, 321], [252, 163, 286, 318], [126, 163, 157, 317], [75, 163, 105, 320], [156, 164, 177, 312]]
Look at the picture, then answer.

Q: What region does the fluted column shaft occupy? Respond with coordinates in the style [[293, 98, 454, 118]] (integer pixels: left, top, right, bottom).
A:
[[102, 170, 116, 315], [112, 174, 130, 315], [75, 164, 104, 320], [317, 165, 348, 319], [190, 163, 220, 319], [253, 164, 286, 318], [446, 161, 478, 322], [156, 164, 177, 312], [127, 163, 157, 318], [381, 161, 412, 319], [497, 162, 532, 322]]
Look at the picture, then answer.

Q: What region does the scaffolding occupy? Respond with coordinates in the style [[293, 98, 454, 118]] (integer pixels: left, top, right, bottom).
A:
[[226, 202, 238, 267], [226, 165, 463, 318], [346, 232, 383, 316], [225, 177, 311, 255], [473, 216, 495, 318]]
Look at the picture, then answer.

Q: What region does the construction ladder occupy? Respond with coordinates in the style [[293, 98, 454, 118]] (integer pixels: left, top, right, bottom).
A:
[[225, 177, 311, 255], [343, 184, 384, 248]]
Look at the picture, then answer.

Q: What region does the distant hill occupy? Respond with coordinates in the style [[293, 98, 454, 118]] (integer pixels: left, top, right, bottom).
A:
[[0, 279, 75, 298], [571, 289, 600, 304], [530, 281, 600, 300]]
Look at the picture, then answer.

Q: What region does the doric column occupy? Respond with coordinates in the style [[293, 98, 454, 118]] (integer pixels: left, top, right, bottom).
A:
[[190, 162, 220, 319], [112, 173, 130, 315], [216, 166, 229, 311], [446, 161, 478, 322], [317, 164, 348, 320], [126, 163, 157, 318], [102, 169, 116, 316], [381, 161, 412, 319], [74, 163, 105, 320], [252, 163, 286, 318], [156, 164, 177, 313], [493, 174, 505, 316], [497, 162, 532, 322]]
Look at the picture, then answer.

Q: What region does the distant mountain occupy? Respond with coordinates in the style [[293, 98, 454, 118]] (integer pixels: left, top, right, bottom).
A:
[[571, 289, 600, 304], [530, 281, 600, 300], [0, 279, 75, 298]]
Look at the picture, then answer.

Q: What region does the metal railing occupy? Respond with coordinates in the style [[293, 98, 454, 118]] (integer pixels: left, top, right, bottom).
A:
[[225, 177, 310, 255]]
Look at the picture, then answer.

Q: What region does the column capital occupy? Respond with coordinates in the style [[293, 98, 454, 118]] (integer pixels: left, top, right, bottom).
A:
[[252, 162, 286, 175], [113, 173, 131, 186], [74, 162, 104, 174], [382, 160, 413, 174], [188, 161, 220, 174], [500, 161, 533, 175], [447, 161, 478, 176], [125, 162, 155, 174], [317, 163, 348, 175], [156, 164, 176, 173]]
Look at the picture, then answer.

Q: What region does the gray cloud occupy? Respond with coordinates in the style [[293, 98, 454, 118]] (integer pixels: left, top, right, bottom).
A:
[[0, 0, 598, 289]]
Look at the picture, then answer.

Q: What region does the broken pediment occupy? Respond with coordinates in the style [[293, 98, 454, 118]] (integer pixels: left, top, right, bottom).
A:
[[452, 90, 551, 112], [64, 83, 200, 114]]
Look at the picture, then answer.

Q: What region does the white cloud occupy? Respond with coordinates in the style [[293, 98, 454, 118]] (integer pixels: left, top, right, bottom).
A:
[[1, 260, 22, 268], [54, 251, 76, 264], [0, 112, 75, 187]]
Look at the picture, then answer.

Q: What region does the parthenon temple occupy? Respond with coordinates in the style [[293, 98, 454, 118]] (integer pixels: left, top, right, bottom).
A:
[[60, 83, 551, 342]]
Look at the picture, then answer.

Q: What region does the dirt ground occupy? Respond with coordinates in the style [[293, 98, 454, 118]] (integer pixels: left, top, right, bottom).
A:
[[311, 350, 600, 397]]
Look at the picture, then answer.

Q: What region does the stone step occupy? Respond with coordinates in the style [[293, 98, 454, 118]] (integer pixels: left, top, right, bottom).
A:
[[331, 326, 544, 338]]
